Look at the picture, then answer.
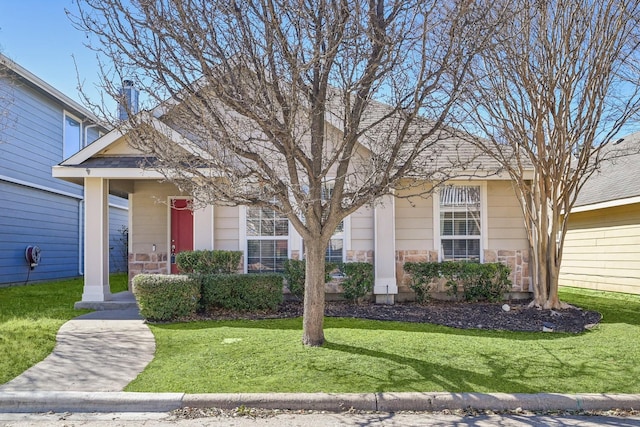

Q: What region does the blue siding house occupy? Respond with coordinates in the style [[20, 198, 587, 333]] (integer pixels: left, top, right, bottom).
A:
[[0, 54, 128, 285]]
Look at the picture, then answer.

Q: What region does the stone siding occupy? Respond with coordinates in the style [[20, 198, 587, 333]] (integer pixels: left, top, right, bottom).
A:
[[128, 252, 169, 286], [484, 249, 530, 292], [346, 250, 374, 263], [395, 250, 439, 292], [396, 249, 530, 295]]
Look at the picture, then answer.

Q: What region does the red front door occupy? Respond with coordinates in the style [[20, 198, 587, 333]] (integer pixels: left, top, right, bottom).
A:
[[170, 199, 194, 274]]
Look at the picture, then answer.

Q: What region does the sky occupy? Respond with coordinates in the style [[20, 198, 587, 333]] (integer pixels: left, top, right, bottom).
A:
[[0, 0, 104, 107]]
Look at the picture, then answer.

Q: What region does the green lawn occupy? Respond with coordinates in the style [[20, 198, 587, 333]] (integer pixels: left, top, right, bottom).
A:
[[2, 278, 639, 394], [0, 274, 128, 384], [125, 287, 640, 394]]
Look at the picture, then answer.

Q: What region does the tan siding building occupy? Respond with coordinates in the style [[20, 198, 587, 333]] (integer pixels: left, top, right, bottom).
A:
[[559, 134, 640, 295]]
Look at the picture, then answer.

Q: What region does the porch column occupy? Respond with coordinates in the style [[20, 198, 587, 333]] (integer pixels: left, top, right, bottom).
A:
[[193, 205, 214, 250], [81, 177, 111, 302], [374, 194, 398, 304]]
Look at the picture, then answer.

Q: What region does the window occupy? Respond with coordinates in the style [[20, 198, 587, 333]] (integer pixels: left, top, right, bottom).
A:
[[326, 221, 345, 264], [246, 206, 289, 273], [439, 185, 481, 261], [301, 219, 346, 264], [299, 182, 347, 264], [63, 113, 81, 159]]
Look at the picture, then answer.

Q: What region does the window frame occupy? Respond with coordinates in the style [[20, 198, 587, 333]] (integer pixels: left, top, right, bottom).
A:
[[63, 111, 83, 159], [298, 215, 351, 264], [433, 182, 488, 262], [240, 206, 291, 274], [298, 180, 351, 264]]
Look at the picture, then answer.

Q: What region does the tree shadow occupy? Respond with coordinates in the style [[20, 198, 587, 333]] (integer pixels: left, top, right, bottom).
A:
[[322, 340, 539, 393], [150, 315, 584, 342]]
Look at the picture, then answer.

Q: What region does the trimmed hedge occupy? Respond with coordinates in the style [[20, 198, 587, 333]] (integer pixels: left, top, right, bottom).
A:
[[132, 274, 200, 321], [176, 250, 242, 274], [198, 273, 284, 312], [403, 261, 512, 303], [282, 259, 336, 299], [341, 262, 374, 302]]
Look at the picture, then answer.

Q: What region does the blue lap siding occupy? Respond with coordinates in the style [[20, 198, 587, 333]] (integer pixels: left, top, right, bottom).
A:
[[1, 55, 128, 286]]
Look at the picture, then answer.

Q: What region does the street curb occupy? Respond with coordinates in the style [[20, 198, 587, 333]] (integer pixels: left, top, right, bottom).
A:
[[1, 391, 639, 414], [0, 392, 184, 413], [183, 392, 376, 411]]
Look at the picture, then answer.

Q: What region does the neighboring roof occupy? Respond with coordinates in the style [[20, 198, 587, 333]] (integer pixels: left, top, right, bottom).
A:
[[0, 53, 105, 125], [573, 131, 640, 211]]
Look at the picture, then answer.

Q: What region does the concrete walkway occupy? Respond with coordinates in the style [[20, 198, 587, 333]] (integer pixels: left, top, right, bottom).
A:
[[0, 298, 155, 392], [1, 295, 640, 415]]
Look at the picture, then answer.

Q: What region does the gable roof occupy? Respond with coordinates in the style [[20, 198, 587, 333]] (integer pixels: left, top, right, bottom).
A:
[[573, 132, 640, 212], [54, 78, 532, 183]]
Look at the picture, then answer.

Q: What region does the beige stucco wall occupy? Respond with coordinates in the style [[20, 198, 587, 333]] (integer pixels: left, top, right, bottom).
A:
[[128, 177, 532, 294], [486, 181, 528, 249], [394, 185, 434, 252], [214, 206, 240, 251], [130, 181, 184, 255], [393, 180, 530, 294], [559, 203, 640, 295], [393, 181, 528, 254], [350, 205, 374, 252]]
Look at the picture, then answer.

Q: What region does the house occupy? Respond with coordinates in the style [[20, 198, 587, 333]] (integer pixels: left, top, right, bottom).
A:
[[52, 90, 534, 306], [0, 54, 128, 286], [559, 133, 640, 295]]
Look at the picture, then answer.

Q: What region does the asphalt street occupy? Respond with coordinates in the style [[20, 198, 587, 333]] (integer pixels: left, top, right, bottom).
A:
[[2, 411, 640, 427]]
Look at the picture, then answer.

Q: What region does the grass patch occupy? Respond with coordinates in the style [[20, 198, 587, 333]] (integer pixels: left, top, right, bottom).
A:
[[0, 273, 128, 384], [110, 273, 129, 294], [126, 287, 640, 394]]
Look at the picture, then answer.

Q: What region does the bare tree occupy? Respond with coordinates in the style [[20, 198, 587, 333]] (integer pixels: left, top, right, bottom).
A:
[[71, 0, 500, 345], [461, 0, 640, 309]]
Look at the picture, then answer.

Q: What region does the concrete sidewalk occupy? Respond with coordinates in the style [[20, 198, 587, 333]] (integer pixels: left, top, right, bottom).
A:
[[0, 297, 639, 414], [0, 303, 155, 392]]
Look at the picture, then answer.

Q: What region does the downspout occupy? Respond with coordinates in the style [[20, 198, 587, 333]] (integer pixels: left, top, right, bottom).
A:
[[83, 123, 98, 147]]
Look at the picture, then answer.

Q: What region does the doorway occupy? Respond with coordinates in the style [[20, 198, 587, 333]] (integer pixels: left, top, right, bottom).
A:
[[170, 198, 194, 274]]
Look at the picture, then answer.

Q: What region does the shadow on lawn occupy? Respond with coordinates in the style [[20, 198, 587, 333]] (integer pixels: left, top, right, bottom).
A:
[[322, 339, 540, 393], [151, 315, 582, 342]]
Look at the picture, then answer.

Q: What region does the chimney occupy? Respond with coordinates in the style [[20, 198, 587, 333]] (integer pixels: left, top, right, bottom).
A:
[[118, 79, 139, 121]]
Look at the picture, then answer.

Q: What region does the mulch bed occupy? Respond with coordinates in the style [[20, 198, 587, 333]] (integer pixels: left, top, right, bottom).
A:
[[200, 299, 602, 333]]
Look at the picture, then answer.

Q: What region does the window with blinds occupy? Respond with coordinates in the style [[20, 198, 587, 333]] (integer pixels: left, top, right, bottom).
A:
[[439, 185, 481, 261]]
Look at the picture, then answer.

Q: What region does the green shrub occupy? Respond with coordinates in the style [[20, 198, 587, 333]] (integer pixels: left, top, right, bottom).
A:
[[403, 262, 441, 304], [340, 262, 374, 302], [282, 259, 337, 300], [403, 261, 512, 303], [176, 250, 242, 274], [283, 259, 306, 299], [132, 274, 200, 321], [198, 273, 283, 312]]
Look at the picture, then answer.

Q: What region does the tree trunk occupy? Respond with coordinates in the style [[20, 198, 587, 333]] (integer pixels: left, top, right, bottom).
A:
[[527, 185, 564, 309], [302, 240, 326, 346]]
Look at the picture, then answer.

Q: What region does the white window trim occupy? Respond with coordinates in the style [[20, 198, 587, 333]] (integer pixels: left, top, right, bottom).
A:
[[298, 215, 351, 263], [63, 111, 83, 160], [239, 205, 291, 274], [433, 181, 488, 262]]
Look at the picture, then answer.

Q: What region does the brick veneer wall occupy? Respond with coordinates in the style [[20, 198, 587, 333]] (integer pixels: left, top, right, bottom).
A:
[[396, 249, 531, 294], [287, 250, 374, 296], [128, 252, 169, 286], [483, 249, 530, 292]]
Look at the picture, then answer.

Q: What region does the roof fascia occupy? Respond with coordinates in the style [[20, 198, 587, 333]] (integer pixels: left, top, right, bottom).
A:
[[571, 195, 640, 213], [0, 53, 104, 125]]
